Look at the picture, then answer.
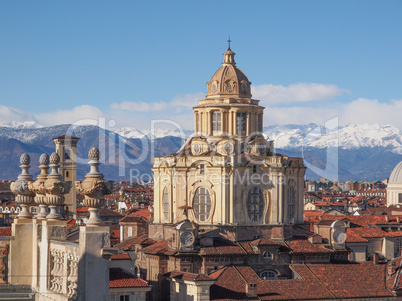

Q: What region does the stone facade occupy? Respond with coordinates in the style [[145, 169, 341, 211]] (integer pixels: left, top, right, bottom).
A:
[[152, 47, 306, 238]]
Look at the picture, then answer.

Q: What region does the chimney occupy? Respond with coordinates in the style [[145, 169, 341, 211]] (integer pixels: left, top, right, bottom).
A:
[[246, 283, 257, 298], [385, 215, 389, 223], [373, 253, 379, 264], [397, 216, 400, 223]]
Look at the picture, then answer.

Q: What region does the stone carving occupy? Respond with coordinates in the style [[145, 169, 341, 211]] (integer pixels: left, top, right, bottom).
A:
[[49, 249, 65, 294], [75, 147, 113, 225], [45, 153, 71, 219], [10, 153, 35, 218], [67, 252, 78, 299], [101, 232, 111, 248]]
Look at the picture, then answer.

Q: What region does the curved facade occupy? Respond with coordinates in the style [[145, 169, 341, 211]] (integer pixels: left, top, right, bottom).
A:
[[387, 161, 402, 206]]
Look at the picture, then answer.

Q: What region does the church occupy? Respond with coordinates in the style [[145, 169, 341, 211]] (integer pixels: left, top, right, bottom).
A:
[[151, 44, 306, 242]]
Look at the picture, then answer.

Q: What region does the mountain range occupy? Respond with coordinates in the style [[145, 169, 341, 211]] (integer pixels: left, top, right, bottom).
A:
[[0, 121, 401, 181]]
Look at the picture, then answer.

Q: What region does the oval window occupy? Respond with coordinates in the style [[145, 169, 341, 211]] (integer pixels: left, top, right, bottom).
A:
[[193, 187, 212, 222]]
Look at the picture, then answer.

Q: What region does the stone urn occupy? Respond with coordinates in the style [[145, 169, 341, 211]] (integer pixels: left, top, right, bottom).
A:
[[10, 153, 35, 218], [76, 147, 113, 225], [44, 152, 71, 219], [28, 153, 49, 219]]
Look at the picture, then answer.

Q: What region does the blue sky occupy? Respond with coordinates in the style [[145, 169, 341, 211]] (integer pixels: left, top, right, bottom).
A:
[[0, 0, 401, 130]]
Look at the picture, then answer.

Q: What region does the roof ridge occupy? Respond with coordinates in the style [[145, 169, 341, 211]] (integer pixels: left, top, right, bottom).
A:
[[302, 263, 336, 299]]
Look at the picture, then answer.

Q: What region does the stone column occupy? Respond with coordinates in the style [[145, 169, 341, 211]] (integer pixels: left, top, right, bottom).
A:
[[45, 152, 71, 220], [9, 153, 35, 286], [29, 153, 49, 219], [10, 153, 35, 218], [76, 147, 113, 225]]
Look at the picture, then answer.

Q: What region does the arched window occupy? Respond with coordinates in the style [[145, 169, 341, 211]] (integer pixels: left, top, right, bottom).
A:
[[162, 187, 169, 220], [289, 184, 295, 221], [193, 187, 212, 222], [211, 111, 221, 135], [66, 171, 69, 178], [260, 270, 277, 280], [247, 187, 264, 224], [263, 251, 272, 259]]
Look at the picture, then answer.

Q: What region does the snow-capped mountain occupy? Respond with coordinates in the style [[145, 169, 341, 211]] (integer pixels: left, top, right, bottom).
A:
[[116, 127, 192, 140], [0, 122, 401, 181], [264, 123, 402, 154], [1, 121, 44, 129]]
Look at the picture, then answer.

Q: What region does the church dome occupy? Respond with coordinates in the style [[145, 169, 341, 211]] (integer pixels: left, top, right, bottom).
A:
[[206, 47, 252, 99], [389, 161, 402, 184]]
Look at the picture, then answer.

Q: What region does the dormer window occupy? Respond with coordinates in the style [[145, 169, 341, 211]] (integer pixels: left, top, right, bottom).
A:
[[263, 251, 272, 259]]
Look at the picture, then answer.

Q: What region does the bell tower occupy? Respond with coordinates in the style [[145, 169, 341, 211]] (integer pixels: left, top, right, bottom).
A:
[[53, 135, 80, 214]]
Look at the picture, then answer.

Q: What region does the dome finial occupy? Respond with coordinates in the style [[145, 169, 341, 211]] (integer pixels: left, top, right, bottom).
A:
[[223, 37, 235, 65]]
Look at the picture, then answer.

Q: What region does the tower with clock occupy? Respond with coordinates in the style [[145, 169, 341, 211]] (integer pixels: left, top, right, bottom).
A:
[[151, 44, 306, 241]]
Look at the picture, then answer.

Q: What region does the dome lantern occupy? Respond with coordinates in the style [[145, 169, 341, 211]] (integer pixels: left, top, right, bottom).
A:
[[206, 43, 252, 99]]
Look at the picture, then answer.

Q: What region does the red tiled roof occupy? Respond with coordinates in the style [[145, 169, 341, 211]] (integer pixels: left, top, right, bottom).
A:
[[166, 271, 214, 282], [53, 135, 80, 140], [292, 263, 394, 299], [285, 238, 332, 254], [141, 239, 177, 255], [210, 263, 393, 300], [114, 233, 156, 250], [119, 215, 147, 223], [345, 228, 369, 243], [0, 227, 11, 237], [110, 252, 131, 260], [127, 208, 152, 219], [109, 268, 148, 288]]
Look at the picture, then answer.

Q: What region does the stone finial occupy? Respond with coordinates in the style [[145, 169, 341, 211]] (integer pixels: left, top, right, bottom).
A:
[[44, 152, 71, 219], [87, 147, 102, 177], [20, 153, 30, 165], [29, 153, 50, 219], [50, 152, 60, 164], [76, 147, 113, 225], [39, 153, 50, 165], [10, 153, 35, 218], [88, 147, 100, 161]]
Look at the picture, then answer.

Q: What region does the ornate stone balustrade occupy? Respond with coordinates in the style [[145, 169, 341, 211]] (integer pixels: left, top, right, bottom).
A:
[[48, 242, 79, 300]]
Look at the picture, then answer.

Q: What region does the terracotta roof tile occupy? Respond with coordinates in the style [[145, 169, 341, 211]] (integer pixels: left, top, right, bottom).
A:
[[0, 227, 11, 237], [109, 268, 148, 288], [210, 263, 393, 300], [285, 238, 332, 254], [114, 233, 156, 250], [110, 252, 131, 260], [166, 271, 214, 281]]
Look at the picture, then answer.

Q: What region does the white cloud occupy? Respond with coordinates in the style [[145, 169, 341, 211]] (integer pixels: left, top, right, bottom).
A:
[[252, 83, 349, 105], [0, 106, 37, 125], [110, 92, 205, 113], [342, 98, 402, 128], [264, 106, 339, 126], [262, 98, 402, 129], [36, 105, 104, 126]]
